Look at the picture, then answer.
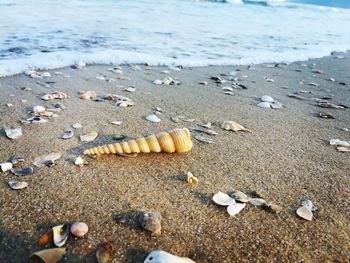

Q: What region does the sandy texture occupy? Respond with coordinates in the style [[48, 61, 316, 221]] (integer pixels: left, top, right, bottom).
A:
[[0, 54, 349, 262]]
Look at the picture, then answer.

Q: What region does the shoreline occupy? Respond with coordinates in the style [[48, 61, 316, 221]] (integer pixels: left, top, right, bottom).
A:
[[0, 52, 349, 262]]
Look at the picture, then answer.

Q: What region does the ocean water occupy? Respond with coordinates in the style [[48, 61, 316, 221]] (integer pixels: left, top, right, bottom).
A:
[[0, 0, 350, 76]]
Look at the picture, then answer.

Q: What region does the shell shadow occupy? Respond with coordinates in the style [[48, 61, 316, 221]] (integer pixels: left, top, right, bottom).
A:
[[126, 247, 149, 263], [189, 191, 213, 205], [112, 210, 144, 232]]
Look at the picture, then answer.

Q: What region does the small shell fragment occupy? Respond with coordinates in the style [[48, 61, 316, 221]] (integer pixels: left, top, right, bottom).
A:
[[213, 192, 236, 206], [96, 242, 113, 263], [296, 206, 313, 221], [329, 139, 350, 147], [261, 95, 274, 103], [227, 203, 246, 216], [195, 135, 214, 144], [153, 79, 163, 85], [232, 191, 250, 203], [62, 130, 74, 139], [198, 81, 208, 85], [221, 121, 252, 133], [145, 115, 161, 123], [72, 123, 82, 129], [1, 162, 13, 172], [301, 199, 317, 212], [80, 91, 97, 100], [139, 211, 162, 236], [337, 146, 350, 152], [31, 248, 67, 263], [74, 157, 85, 166], [5, 128, 22, 139], [110, 121, 122, 125], [8, 180, 28, 190], [257, 102, 271, 108], [11, 167, 33, 176], [186, 172, 199, 186], [33, 105, 46, 113], [249, 198, 267, 207], [33, 153, 61, 168], [144, 250, 196, 263], [52, 223, 70, 247], [318, 112, 334, 119], [80, 132, 98, 142]]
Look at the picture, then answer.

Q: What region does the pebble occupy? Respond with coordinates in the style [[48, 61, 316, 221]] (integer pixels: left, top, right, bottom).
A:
[[70, 222, 89, 237], [198, 81, 208, 85]]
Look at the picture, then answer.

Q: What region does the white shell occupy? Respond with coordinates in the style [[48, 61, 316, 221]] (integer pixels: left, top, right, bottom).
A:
[[144, 250, 195, 263], [75, 157, 84, 166], [213, 192, 236, 206], [261, 95, 275, 103], [80, 132, 98, 142], [8, 180, 28, 190], [227, 202, 246, 216], [296, 206, 313, 221], [249, 198, 266, 206], [124, 87, 136, 92], [52, 224, 69, 247], [33, 153, 61, 168], [301, 199, 317, 212], [222, 86, 233, 91], [329, 139, 349, 147], [72, 123, 82, 129], [232, 191, 250, 203], [110, 121, 122, 125], [1, 162, 13, 172], [5, 128, 22, 139], [271, 101, 283, 109], [145, 115, 161, 123], [257, 102, 271, 108], [33, 105, 46, 113], [195, 135, 215, 144], [153, 80, 163, 85]]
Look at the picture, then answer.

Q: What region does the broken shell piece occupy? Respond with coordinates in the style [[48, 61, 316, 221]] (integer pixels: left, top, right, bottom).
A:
[[153, 79, 163, 85], [31, 248, 67, 263], [110, 121, 122, 125], [80, 91, 97, 100], [74, 157, 85, 167], [5, 128, 22, 139], [72, 123, 82, 129], [8, 155, 24, 164], [62, 130, 74, 139], [227, 203, 246, 216], [1, 162, 13, 172], [96, 242, 113, 263], [41, 91, 69, 101], [308, 82, 319, 86], [188, 127, 217, 135], [144, 250, 196, 263], [70, 222, 88, 237], [213, 192, 236, 206], [221, 121, 252, 133], [337, 146, 350, 152], [8, 180, 28, 190], [264, 77, 274, 82], [296, 206, 313, 221], [11, 167, 33, 176], [145, 115, 161, 123], [301, 199, 317, 212], [329, 139, 350, 147], [200, 122, 212, 129], [198, 81, 208, 85], [24, 116, 48, 124], [232, 191, 250, 203], [139, 211, 162, 236], [261, 95, 274, 103], [33, 105, 46, 113], [315, 101, 345, 109], [249, 198, 267, 207], [33, 153, 61, 168], [257, 102, 271, 108], [80, 132, 98, 142], [52, 223, 70, 247], [318, 112, 334, 119], [288, 93, 305, 100], [271, 101, 283, 109], [186, 172, 199, 186], [124, 87, 136, 93], [222, 86, 233, 92], [195, 135, 214, 144]]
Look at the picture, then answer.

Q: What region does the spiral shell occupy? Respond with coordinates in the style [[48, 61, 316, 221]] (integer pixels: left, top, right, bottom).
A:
[[83, 128, 193, 155]]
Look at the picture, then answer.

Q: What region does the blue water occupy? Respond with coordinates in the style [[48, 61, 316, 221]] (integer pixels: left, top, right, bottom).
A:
[[0, 0, 350, 76]]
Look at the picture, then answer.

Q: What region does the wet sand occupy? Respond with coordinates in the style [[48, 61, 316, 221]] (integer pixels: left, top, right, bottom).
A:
[[0, 53, 349, 262]]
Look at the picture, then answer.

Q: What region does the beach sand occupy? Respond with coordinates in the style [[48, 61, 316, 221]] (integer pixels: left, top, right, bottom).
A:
[[0, 53, 349, 262]]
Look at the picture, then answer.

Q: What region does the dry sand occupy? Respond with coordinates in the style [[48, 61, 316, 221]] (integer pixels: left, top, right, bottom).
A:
[[0, 53, 349, 263]]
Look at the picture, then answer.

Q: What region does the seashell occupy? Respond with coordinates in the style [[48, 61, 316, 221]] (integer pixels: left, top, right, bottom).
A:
[[257, 102, 271, 108], [74, 156, 86, 166], [288, 93, 305, 100], [211, 76, 225, 84], [232, 191, 250, 203], [11, 167, 33, 176], [83, 128, 193, 155], [318, 112, 334, 119], [222, 86, 233, 91], [7, 103, 13, 107], [186, 171, 199, 186], [139, 211, 162, 236], [224, 91, 234, 96], [249, 198, 266, 207], [80, 91, 97, 100], [315, 101, 345, 109], [264, 77, 274, 82], [33, 153, 61, 168], [41, 91, 70, 101], [80, 132, 98, 142], [38, 229, 53, 246], [74, 61, 86, 69], [301, 199, 317, 212], [221, 121, 252, 133], [72, 123, 82, 129], [25, 116, 48, 124], [1, 162, 13, 172], [110, 121, 122, 125], [227, 203, 246, 216], [337, 146, 350, 152], [33, 105, 46, 113], [52, 223, 70, 247], [153, 79, 163, 85], [198, 81, 208, 85], [329, 139, 349, 147], [5, 128, 22, 139], [145, 115, 161, 123], [144, 250, 196, 263], [161, 70, 170, 74], [195, 135, 214, 144], [200, 122, 212, 129], [70, 222, 88, 237], [62, 130, 74, 139], [296, 206, 313, 221], [8, 155, 25, 164], [271, 101, 283, 109], [54, 102, 65, 110], [124, 87, 136, 93], [96, 242, 113, 263], [8, 180, 28, 190], [213, 192, 236, 206], [261, 95, 274, 103], [188, 127, 217, 135], [308, 82, 319, 86], [162, 77, 178, 85], [31, 248, 67, 263]]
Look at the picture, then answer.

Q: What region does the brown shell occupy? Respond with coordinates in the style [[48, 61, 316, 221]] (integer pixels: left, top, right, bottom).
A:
[[83, 128, 192, 155]]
